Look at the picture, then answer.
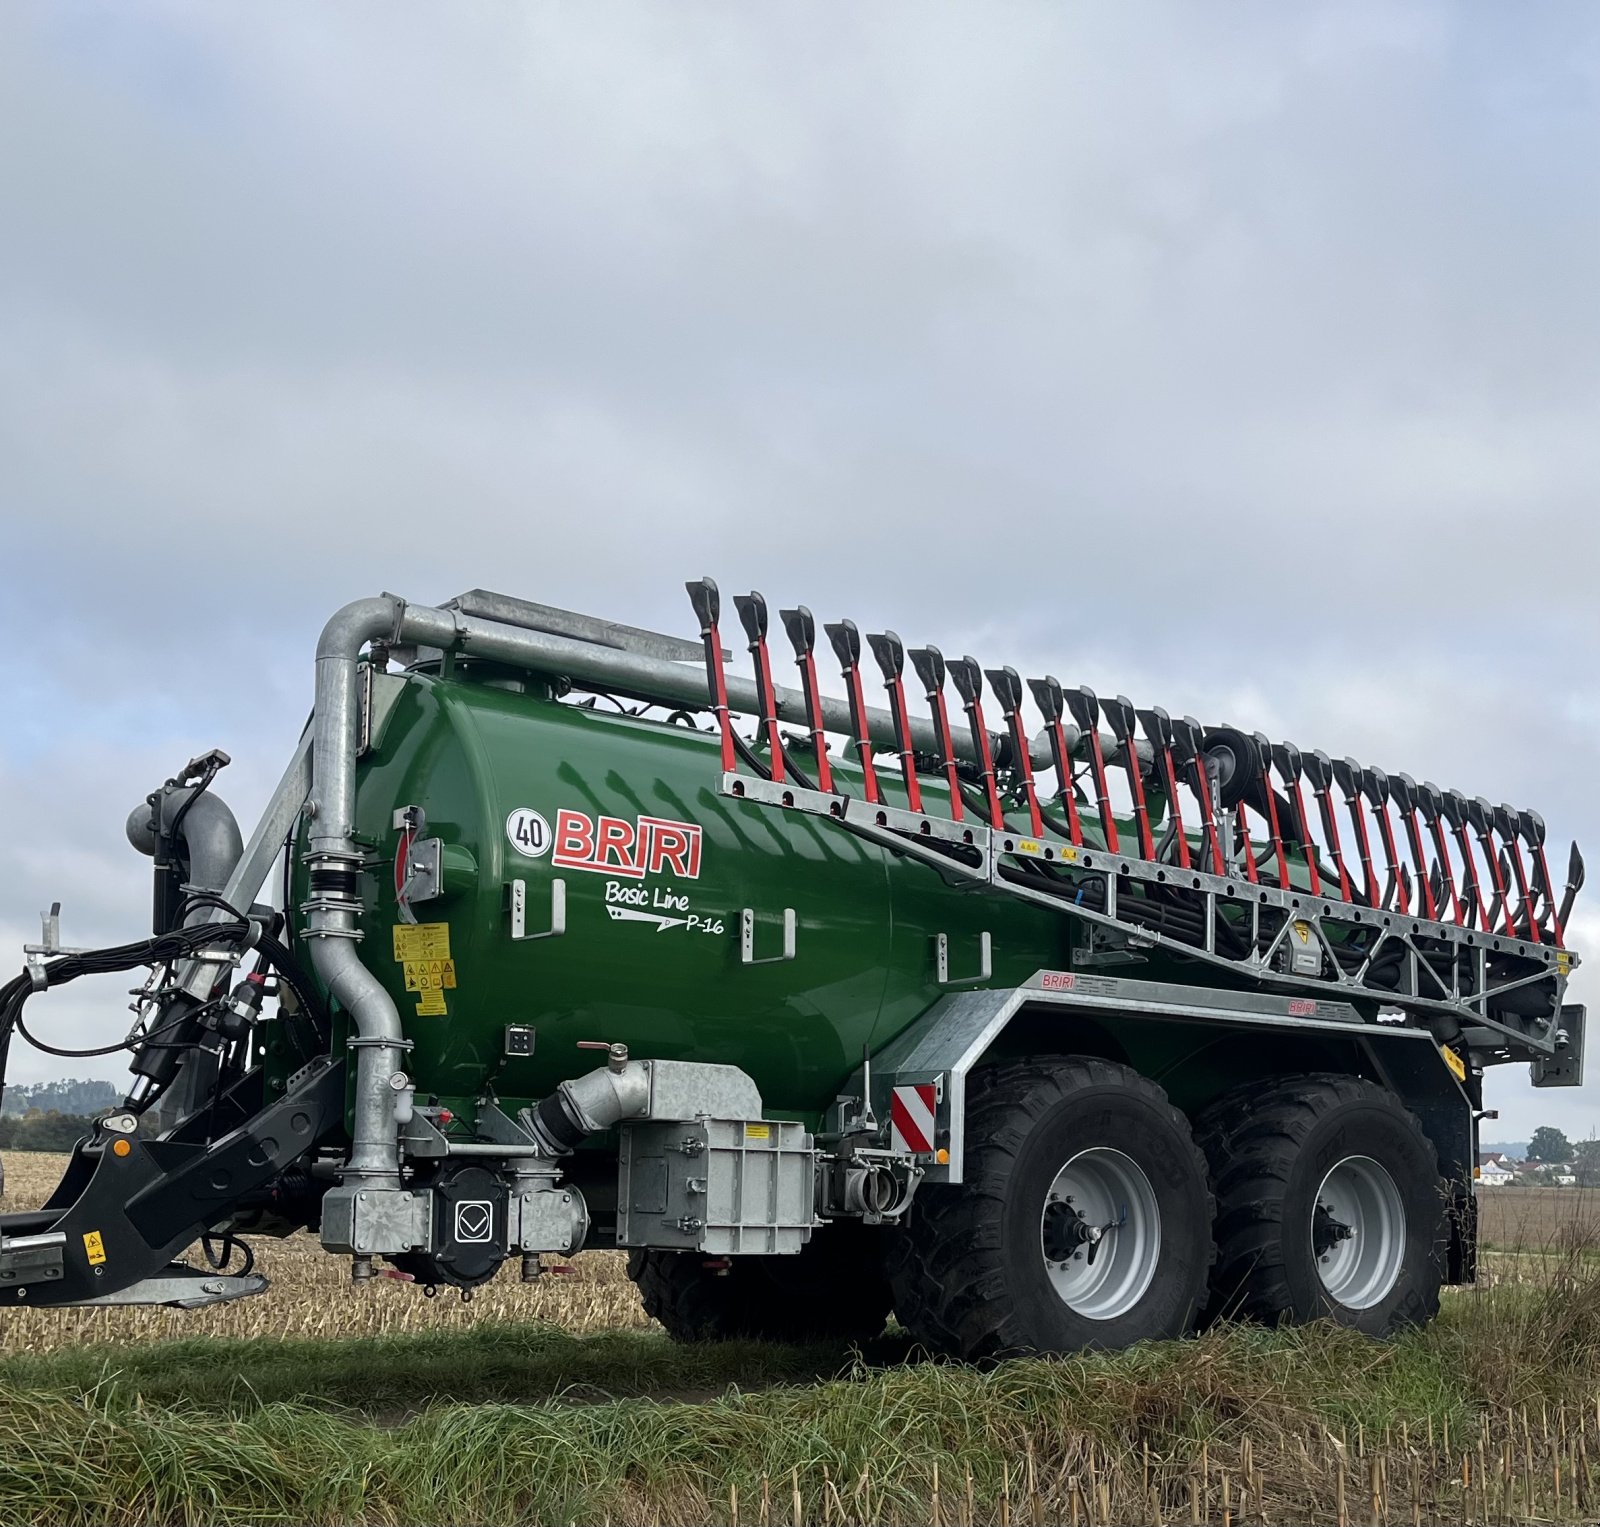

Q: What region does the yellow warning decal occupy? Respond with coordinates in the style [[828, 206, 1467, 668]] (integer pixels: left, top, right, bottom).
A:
[[402, 958, 457, 994], [393, 923, 451, 962], [1015, 839, 1042, 856], [1557, 951, 1573, 976], [82, 1231, 106, 1267], [1292, 921, 1312, 943], [415, 988, 449, 1018], [394, 924, 455, 1017], [1440, 1045, 1467, 1083], [1060, 847, 1079, 863], [744, 1123, 771, 1141]]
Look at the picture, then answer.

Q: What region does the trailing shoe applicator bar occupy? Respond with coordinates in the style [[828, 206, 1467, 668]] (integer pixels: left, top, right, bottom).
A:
[[683, 579, 1581, 940]]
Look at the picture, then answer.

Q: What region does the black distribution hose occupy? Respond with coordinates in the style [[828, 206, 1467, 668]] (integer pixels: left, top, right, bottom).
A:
[[732, 729, 774, 781], [732, 728, 829, 800], [202, 1232, 255, 1278], [0, 917, 252, 1109], [257, 933, 326, 1024], [780, 746, 818, 795], [960, 784, 997, 825], [1002, 857, 1274, 964], [1039, 805, 1083, 843], [987, 818, 1505, 1008], [12, 1018, 138, 1059], [4, 921, 250, 1011]]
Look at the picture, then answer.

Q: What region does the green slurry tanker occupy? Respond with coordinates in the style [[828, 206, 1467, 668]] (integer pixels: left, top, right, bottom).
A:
[[0, 583, 1585, 1358]]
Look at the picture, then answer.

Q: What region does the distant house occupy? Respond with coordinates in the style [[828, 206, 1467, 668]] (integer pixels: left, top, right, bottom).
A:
[[1509, 1159, 1577, 1187], [1477, 1152, 1515, 1187], [1530, 1165, 1581, 1187]]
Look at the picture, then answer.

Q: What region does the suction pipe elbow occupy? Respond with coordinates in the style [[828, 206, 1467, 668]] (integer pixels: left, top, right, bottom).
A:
[[528, 1063, 653, 1156]]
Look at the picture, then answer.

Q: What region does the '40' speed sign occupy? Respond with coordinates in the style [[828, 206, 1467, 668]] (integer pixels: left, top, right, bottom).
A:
[[505, 808, 551, 858]]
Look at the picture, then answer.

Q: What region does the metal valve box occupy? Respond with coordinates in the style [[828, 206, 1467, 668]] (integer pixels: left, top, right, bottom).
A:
[[616, 1118, 818, 1255]]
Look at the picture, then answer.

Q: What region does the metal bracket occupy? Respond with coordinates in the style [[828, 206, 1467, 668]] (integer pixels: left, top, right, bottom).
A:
[[65, 1269, 270, 1309], [23, 902, 89, 987], [740, 907, 796, 964], [935, 931, 993, 987], [0, 1230, 65, 1286], [511, 878, 567, 941], [36, 903, 63, 955], [359, 666, 408, 756], [400, 838, 442, 910], [1533, 1004, 1586, 1088], [399, 1111, 450, 1159], [1074, 924, 1149, 969]]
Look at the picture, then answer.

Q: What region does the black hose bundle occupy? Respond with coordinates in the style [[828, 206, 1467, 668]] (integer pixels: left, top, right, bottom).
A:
[[0, 916, 254, 1113], [1008, 856, 1430, 1006], [1005, 863, 1255, 962]]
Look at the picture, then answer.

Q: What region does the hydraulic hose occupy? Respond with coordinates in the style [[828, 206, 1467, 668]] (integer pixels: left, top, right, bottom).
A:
[[0, 917, 253, 1114]]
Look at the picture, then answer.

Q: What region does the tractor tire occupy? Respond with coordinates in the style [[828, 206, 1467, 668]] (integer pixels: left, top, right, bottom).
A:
[[1195, 1073, 1447, 1336], [627, 1220, 893, 1344], [887, 1057, 1215, 1361]]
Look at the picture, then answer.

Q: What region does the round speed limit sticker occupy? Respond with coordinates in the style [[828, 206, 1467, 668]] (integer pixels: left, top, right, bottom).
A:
[[505, 808, 552, 859]]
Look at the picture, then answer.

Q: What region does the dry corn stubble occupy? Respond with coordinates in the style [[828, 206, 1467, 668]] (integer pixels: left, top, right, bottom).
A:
[[5, 1149, 1599, 1357], [0, 1151, 652, 1353]]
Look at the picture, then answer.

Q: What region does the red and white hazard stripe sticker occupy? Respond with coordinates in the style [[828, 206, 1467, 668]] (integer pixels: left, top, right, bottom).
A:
[[890, 1083, 938, 1155]]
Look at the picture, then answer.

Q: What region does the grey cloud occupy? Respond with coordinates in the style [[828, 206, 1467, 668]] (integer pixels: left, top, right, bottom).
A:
[[2, 1, 1598, 1138]]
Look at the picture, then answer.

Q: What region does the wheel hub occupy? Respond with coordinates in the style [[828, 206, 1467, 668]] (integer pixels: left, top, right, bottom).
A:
[[1312, 1155, 1406, 1310], [1039, 1148, 1161, 1320], [1311, 1201, 1355, 1259]]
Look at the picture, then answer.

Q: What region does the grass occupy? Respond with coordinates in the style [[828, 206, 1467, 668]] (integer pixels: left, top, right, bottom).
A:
[[2, 1291, 1600, 1524], [7, 1156, 1600, 1522], [0, 1322, 854, 1413]]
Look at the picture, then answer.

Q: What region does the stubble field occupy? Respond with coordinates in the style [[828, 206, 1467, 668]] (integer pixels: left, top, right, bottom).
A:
[[4, 1152, 1600, 1525], [0, 1153, 649, 1354], [1477, 1183, 1600, 1252]]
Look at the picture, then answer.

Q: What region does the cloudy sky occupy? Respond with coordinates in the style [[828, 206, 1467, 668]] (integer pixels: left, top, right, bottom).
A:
[[2, 2, 1597, 1140]]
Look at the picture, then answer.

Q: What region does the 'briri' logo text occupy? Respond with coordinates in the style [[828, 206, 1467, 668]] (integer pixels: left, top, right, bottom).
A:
[[553, 809, 703, 881]]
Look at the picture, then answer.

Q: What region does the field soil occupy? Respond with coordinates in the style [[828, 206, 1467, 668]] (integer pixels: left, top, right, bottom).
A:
[[1477, 1183, 1600, 1250], [4, 1153, 1600, 1524]]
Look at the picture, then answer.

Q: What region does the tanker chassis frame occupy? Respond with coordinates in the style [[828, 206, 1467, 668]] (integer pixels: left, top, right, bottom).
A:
[[0, 584, 1583, 1358]]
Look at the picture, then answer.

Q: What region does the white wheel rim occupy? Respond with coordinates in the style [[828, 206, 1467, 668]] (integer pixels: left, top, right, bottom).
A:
[[1040, 1147, 1161, 1320], [1313, 1155, 1406, 1309]]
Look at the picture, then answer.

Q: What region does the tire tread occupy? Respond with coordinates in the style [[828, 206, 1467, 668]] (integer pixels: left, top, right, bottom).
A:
[[1194, 1072, 1443, 1330], [627, 1230, 893, 1344], [888, 1056, 1215, 1360]]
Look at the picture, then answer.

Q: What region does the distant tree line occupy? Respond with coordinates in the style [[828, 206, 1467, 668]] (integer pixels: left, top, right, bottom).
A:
[[0, 1080, 118, 1153], [1527, 1126, 1575, 1165], [0, 1112, 97, 1152], [1517, 1128, 1600, 1187], [1, 1078, 120, 1118]]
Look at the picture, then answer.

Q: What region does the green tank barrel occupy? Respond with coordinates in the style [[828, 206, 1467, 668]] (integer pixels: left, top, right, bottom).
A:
[[283, 659, 1069, 1128]]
